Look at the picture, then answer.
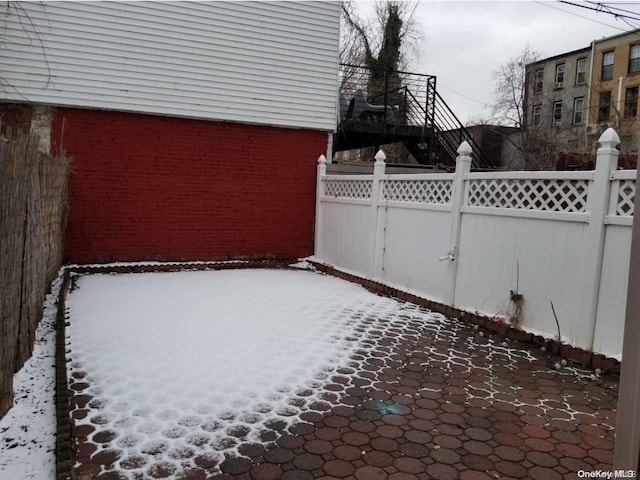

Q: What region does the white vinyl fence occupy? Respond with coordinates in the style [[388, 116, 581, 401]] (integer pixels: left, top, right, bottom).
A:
[[315, 128, 634, 359]]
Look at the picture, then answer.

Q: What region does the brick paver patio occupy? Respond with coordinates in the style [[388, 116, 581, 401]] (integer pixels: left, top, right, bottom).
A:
[[65, 270, 619, 480], [212, 325, 618, 480]]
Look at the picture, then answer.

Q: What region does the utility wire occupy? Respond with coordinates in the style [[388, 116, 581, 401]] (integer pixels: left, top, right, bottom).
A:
[[438, 84, 491, 107], [620, 16, 640, 30], [559, 0, 640, 21], [586, 1, 640, 18], [589, 2, 640, 29], [535, 1, 628, 31]]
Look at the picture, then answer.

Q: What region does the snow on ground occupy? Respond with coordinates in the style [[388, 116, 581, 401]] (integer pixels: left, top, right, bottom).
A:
[[0, 274, 63, 480], [65, 269, 444, 477], [2, 265, 609, 480], [288, 259, 317, 271]]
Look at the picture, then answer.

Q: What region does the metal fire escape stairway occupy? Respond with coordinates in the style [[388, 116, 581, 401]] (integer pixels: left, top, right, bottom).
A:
[[335, 64, 494, 169]]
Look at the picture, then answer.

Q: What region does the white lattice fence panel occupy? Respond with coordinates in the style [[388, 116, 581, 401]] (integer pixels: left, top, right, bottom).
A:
[[382, 179, 453, 204], [467, 178, 589, 212], [615, 180, 635, 216], [323, 179, 372, 199]]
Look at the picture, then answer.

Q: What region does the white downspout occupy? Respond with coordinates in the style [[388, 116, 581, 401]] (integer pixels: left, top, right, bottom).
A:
[[586, 40, 596, 151], [587, 42, 595, 115], [617, 76, 624, 127]]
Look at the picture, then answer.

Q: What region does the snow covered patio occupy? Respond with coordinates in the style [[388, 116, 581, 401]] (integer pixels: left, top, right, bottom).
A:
[[60, 265, 619, 478]]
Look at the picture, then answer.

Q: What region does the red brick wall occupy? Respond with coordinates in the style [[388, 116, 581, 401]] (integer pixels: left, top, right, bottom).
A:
[[50, 108, 327, 263]]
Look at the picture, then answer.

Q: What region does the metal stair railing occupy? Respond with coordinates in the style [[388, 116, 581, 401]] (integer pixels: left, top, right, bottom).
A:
[[337, 63, 495, 169], [405, 87, 493, 169], [432, 90, 494, 169]]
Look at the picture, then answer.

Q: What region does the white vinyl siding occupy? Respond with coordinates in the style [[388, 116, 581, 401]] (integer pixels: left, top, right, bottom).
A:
[[0, 1, 340, 131]]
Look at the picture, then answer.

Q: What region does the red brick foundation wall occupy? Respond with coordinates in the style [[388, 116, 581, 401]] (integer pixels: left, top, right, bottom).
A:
[[51, 108, 327, 263]]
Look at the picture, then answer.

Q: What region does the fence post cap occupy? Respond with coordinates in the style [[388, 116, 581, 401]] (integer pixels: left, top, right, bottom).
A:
[[317, 154, 327, 164], [374, 149, 386, 163], [598, 128, 620, 148], [457, 141, 472, 156]]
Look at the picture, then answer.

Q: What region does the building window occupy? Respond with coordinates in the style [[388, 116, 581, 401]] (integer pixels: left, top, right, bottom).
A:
[[532, 105, 542, 125], [629, 44, 640, 73], [621, 135, 632, 153], [602, 51, 614, 80], [534, 69, 544, 93], [576, 57, 587, 84], [573, 97, 585, 125], [625, 86, 639, 117], [598, 91, 612, 122], [553, 101, 563, 125], [555, 63, 565, 87]]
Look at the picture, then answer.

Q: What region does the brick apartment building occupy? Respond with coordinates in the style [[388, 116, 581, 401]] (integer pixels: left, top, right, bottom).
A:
[[524, 29, 640, 167]]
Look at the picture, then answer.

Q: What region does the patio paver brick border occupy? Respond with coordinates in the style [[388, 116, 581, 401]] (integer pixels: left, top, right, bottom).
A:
[[53, 258, 621, 479], [54, 259, 297, 480], [309, 261, 621, 375], [56, 270, 72, 480]]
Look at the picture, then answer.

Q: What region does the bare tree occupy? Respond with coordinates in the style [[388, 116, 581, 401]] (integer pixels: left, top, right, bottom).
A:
[[491, 45, 541, 128], [340, 0, 421, 71], [336, 1, 423, 164], [486, 45, 577, 170], [516, 129, 566, 170], [0, 2, 51, 95], [490, 44, 640, 170], [339, 0, 422, 96], [466, 118, 568, 170]]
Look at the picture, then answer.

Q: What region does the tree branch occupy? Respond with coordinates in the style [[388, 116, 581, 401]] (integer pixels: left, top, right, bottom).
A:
[[341, 1, 373, 66]]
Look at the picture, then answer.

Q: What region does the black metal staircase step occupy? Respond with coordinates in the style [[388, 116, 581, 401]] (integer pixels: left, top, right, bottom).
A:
[[336, 64, 494, 169]]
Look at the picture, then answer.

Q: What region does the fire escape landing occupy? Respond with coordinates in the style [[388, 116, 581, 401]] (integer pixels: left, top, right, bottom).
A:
[[335, 64, 495, 169]]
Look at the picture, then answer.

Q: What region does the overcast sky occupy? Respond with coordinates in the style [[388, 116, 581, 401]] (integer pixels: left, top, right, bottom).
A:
[[355, 0, 635, 124]]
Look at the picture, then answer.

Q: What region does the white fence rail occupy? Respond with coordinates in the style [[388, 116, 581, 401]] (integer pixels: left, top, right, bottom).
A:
[[315, 128, 634, 359]]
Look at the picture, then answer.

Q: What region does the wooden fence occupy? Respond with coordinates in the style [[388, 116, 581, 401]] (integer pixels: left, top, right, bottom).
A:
[[0, 129, 69, 418]]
